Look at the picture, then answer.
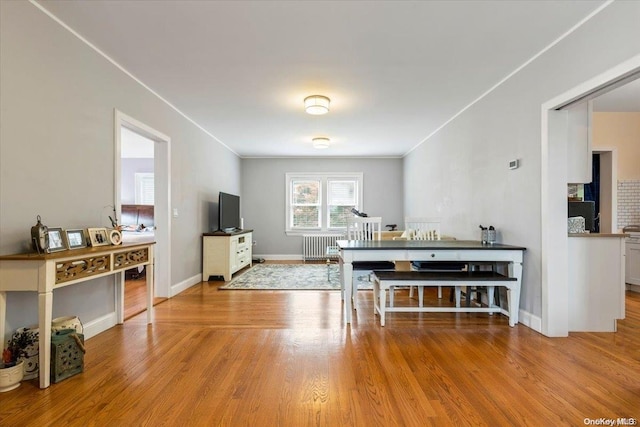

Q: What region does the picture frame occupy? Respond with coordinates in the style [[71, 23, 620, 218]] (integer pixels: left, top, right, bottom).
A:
[[65, 229, 87, 250], [87, 227, 110, 247], [47, 227, 67, 252], [108, 229, 122, 246]]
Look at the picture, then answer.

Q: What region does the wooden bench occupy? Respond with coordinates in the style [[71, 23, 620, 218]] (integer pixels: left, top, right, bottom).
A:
[[372, 270, 518, 327]]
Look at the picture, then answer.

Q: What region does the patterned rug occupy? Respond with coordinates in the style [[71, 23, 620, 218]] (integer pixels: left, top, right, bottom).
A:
[[219, 263, 371, 290]]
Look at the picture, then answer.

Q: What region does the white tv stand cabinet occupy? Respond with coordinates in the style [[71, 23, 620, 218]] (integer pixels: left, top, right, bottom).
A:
[[202, 230, 252, 281]]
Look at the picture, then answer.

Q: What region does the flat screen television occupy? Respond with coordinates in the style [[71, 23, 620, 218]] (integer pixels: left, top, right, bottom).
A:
[[218, 192, 241, 232]]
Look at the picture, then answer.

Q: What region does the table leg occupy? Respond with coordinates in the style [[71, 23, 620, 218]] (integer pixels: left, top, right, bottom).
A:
[[38, 291, 53, 389], [146, 262, 154, 324], [338, 258, 344, 300], [342, 261, 353, 324], [116, 272, 124, 324], [0, 292, 6, 352], [507, 288, 515, 327], [373, 277, 379, 315], [488, 286, 495, 315], [379, 284, 386, 327], [509, 261, 523, 326]]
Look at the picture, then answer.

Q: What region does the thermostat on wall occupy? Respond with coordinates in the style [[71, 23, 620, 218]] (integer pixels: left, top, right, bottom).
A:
[[509, 159, 519, 170]]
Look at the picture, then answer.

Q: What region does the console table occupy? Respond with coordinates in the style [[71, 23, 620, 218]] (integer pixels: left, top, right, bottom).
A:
[[337, 239, 525, 325], [0, 241, 155, 389]]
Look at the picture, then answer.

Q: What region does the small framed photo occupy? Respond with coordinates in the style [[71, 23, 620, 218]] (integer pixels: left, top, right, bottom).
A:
[[47, 227, 67, 252], [65, 229, 86, 249], [87, 227, 110, 247], [108, 229, 122, 245]]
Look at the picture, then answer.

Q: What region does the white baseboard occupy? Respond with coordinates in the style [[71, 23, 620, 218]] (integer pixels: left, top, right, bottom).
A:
[[83, 312, 118, 340], [626, 283, 640, 293], [172, 273, 202, 297], [517, 309, 542, 333], [254, 254, 303, 261]]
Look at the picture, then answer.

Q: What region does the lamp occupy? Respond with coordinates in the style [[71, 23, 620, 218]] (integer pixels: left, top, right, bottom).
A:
[[304, 95, 330, 115], [312, 137, 330, 149]]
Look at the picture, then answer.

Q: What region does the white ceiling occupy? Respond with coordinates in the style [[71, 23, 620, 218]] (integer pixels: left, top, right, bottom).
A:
[[592, 78, 640, 112], [121, 127, 154, 158], [36, 0, 629, 158]]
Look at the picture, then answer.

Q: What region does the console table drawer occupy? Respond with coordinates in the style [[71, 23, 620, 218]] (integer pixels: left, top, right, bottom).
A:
[[114, 247, 149, 270], [56, 255, 112, 285], [54, 247, 149, 285]]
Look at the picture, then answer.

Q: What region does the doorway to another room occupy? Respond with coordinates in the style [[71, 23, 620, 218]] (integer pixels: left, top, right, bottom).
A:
[[120, 127, 160, 319], [115, 110, 171, 322], [541, 55, 640, 337]]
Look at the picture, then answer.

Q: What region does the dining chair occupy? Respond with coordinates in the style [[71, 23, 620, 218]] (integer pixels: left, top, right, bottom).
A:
[[404, 217, 441, 241], [346, 216, 395, 307], [400, 217, 447, 301], [390, 217, 470, 306], [460, 261, 502, 308], [403, 217, 491, 308]]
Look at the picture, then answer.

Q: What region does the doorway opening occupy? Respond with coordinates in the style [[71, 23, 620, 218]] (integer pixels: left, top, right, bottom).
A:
[[119, 127, 160, 319], [541, 55, 640, 337], [115, 110, 171, 322], [568, 150, 618, 233]]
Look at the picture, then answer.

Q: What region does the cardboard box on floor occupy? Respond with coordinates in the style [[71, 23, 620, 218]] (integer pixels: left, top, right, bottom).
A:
[[395, 261, 412, 271], [377, 230, 457, 271]]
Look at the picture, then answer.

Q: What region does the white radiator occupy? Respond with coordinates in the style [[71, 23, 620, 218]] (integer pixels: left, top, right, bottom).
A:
[[303, 234, 344, 261]]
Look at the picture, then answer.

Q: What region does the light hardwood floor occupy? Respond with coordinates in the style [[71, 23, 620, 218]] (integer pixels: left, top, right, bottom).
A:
[[2, 265, 639, 426], [124, 276, 167, 320]]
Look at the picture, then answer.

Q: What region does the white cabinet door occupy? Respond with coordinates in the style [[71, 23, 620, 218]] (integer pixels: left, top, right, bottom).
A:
[[229, 237, 239, 272], [626, 241, 640, 285], [568, 236, 625, 332]]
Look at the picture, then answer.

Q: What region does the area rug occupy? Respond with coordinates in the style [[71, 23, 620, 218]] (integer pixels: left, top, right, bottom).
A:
[[219, 263, 371, 290]]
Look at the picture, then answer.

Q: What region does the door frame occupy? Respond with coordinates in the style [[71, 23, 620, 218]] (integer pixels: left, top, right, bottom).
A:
[[594, 148, 618, 234], [114, 110, 171, 321], [540, 54, 640, 337]]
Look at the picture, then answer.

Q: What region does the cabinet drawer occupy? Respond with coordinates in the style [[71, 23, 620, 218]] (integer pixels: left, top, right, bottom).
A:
[[407, 251, 461, 261]]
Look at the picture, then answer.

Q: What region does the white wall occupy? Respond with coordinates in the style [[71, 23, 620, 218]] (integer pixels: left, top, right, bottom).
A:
[[0, 2, 241, 340], [404, 1, 640, 324], [242, 157, 404, 258], [593, 112, 640, 180]]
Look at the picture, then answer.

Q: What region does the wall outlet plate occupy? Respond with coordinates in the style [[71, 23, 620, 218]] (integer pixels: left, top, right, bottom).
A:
[[509, 159, 519, 170]]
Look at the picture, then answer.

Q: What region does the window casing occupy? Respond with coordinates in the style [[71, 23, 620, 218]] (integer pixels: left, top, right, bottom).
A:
[[286, 173, 363, 234]]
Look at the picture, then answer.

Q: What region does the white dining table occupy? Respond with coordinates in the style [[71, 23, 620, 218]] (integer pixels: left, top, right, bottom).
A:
[[337, 239, 526, 325]]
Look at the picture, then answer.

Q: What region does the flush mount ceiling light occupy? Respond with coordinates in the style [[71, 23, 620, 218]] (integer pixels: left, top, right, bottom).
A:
[[304, 95, 330, 115], [312, 137, 330, 149]]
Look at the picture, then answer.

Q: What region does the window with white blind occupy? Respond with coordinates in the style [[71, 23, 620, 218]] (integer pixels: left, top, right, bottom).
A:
[[286, 172, 363, 233], [135, 173, 154, 205]]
